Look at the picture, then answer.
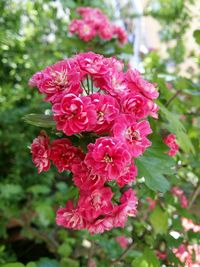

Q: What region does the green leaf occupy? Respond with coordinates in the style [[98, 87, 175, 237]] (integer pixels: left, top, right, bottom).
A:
[[149, 206, 168, 235], [58, 243, 72, 257], [2, 264, 25, 267], [23, 114, 55, 128], [193, 29, 200, 45], [60, 258, 79, 267], [159, 103, 195, 153], [35, 203, 54, 227], [135, 141, 173, 192], [132, 248, 159, 267], [27, 185, 51, 195], [37, 258, 59, 267]]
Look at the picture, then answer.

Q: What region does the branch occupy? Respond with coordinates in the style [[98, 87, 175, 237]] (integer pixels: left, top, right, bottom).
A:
[[188, 183, 200, 209], [166, 89, 182, 107], [111, 243, 135, 265]]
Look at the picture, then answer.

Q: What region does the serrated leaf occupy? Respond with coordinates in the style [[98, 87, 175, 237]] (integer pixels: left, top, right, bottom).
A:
[[23, 114, 55, 128], [135, 141, 173, 192], [149, 206, 168, 235]]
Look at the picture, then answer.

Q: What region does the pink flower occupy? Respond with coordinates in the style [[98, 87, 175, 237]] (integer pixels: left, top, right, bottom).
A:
[[50, 138, 84, 172], [88, 216, 113, 234], [84, 137, 132, 180], [146, 100, 159, 119], [90, 93, 119, 134], [28, 71, 44, 88], [78, 187, 113, 221], [163, 133, 179, 156], [171, 186, 184, 197], [56, 201, 86, 230], [30, 131, 51, 173], [156, 251, 167, 260], [77, 21, 96, 42], [69, 7, 128, 45], [126, 69, 159, 100], [112, 115, 152, 157], [29, 60, 82, 102], [116, 236, 129, 249], [180, 195, 188, 208], [76, 52, 108, 75], [113, 25, 128, 44], [72, 162, 106, 191], [146, 197, 157, 210], [52, 93, 97, 136], [117, 164, 137, 187], [99, 23, 114, 40], [121, 93, 149, 120], [120, 188, 138, 217], [182, 218, 200, 233]]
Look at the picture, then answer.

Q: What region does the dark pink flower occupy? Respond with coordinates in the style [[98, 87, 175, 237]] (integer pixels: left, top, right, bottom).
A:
[[116, 236, 129, 249], [29, 60, 82, 102], [78, 187, 113, 221], [90, 93, 119, 134], [76, 52, 108, 75], [126, 69, 159, 99], [84, 137, 132, 180], [163, 133, 179, 156], [56, 201, 86, 230], [88, 216, 113, 234], [113, 25, 128, 44], [50, 138, 84, 172], [121, 93, 149, 120], [52, 93, 97, 136], [146, 197, 157, 210], [120, 188, 138, 217], [117, 163, 137, 187], [171, 186, 184, 197], [77, 21, 96, 42], [180, 195, 188, 208], [113, 115, 152, 157], [72, 162, 106, 191], [156, 251, 167, 260], [30, 131, 51, 173]]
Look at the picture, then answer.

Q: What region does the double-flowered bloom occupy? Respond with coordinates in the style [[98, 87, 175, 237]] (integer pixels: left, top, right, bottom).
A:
[[30, 52, 159, 234]]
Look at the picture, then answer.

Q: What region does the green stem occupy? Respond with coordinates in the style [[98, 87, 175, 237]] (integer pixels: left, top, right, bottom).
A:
[[86, 75, 90, 94]]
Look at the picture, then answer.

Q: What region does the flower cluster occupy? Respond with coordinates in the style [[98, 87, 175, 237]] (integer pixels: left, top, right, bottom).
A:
[[171, 186, 188, 208], [69, 7, 128, 44], [163, 133, 179, 156], [29, 52, 159, 234]]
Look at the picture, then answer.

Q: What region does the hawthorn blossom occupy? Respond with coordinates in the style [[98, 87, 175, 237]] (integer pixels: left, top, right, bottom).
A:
[[163, 133, 179, 156], [126, 69, 159, 100], [113, 114, 152, 157], [56, 201, 86, 230], [30, 131, 51, 173], [52, 94, 97, 135], [50, 138, 84, 172], [85, 137, 132, 180], [116, 236, 129, 249]]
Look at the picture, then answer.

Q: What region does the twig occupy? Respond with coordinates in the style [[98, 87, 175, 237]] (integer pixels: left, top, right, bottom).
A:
[[188, 183, 200, 209], [111, 243, 135, 265], [166, 89, 182, 107]]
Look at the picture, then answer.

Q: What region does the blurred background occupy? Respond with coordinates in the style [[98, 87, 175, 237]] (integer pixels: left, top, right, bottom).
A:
[[0, 0, 199, 266]]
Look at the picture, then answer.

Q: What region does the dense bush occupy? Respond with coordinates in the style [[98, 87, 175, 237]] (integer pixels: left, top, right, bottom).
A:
[[0, 0, 199, 266]]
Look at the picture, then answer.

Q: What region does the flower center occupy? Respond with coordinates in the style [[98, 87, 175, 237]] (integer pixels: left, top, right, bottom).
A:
[[126, 127, 141, 143], [104, 154, 113, 163]]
